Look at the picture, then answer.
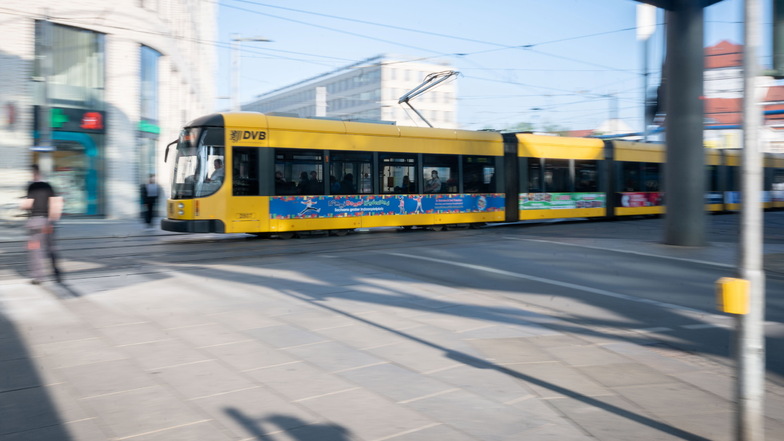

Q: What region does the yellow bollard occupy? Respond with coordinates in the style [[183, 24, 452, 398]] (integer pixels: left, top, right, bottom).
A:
[[715, 277, 750, 315]]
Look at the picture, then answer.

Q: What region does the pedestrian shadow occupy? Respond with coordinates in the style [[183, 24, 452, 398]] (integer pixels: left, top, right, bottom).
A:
[[225, 408, 352, 441], [0, 304, 74, 440], [44, 280, 82, 298]]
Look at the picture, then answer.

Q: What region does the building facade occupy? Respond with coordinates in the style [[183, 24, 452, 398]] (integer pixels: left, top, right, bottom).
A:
[[243, 55, 458, 129], [703, 40, 783, 152], [0, 0, 215, 220]]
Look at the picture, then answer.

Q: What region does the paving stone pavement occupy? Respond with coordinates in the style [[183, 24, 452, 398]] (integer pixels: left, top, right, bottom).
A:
[[1, 214, 784, 440]]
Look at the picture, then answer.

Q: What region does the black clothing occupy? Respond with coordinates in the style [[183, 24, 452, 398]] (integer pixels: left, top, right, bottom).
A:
[[25, 180, 61, 283], [141, 183, 161, 225], [26, 181, 55, 217]]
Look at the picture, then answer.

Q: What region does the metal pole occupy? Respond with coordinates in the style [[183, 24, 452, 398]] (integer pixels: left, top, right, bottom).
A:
[[643, 37, 650, 142], [231, 34, 240, 112], [230, 36, 271, 112], [737, 0, 766, 439], [38, 18, 53, 175], [638, 3, 654, 142]]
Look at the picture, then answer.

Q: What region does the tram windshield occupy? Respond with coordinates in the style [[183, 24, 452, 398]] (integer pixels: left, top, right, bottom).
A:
[[170, 127, 225, 199]]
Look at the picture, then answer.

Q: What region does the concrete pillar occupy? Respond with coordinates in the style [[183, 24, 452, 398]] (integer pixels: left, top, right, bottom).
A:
[[663, 1, 706, 246]]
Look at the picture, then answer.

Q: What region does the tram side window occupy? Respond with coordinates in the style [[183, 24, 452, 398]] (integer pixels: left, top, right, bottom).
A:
[[774, 169, 784, 190], [330, 151, 372, 195], [274, 148, 324, 196], [575, 160, 598, 192], [544, 159, 570, 193], [380, 154, 417, 194], [232, 147, 260, 196], [423, 154, 458, 193], [707, 165, 719, 192], [528, 159, 542, 192], [773, 169, 784, 201], [463, 156, 496, 193], [620, 162, 641, 191], [728, 166, 740, 191], [642, 163, 661, 192]]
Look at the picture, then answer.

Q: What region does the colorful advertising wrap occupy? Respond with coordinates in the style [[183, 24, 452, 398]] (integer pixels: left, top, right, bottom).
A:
[[619, 192, 663, 207], [725, 191, 772, 204], [520, 193, 606, 210], [270, 194, 505, 219]]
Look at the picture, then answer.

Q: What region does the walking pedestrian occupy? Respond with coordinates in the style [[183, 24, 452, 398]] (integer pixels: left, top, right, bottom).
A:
[[20, 164, 63, 284], [141, 174, 161, 228]]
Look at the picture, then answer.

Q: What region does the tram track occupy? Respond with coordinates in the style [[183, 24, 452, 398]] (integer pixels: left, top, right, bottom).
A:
[[0, 226, 498, 283]]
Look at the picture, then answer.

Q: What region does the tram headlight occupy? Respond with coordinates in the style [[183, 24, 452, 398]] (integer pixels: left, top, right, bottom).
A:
[[178, 210, 184, 216], [177, 203, 184, 209]]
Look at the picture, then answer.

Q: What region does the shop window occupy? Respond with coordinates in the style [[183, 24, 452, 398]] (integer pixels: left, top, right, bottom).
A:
[[423, 154, 458, 193]]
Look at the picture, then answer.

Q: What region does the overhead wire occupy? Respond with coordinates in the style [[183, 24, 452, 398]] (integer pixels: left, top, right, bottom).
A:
[[218, 0, 653, 127], [2, 2, 652, 128]]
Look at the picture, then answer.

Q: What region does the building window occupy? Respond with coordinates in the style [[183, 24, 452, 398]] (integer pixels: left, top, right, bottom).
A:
[[140, 45, 161, 181], [35, 21, 105, 106]]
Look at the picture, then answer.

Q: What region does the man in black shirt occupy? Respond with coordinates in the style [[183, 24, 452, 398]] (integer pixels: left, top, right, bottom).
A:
[[21, 164, 63, 284]]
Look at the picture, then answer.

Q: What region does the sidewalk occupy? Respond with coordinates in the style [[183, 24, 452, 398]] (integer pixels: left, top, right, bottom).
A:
[[1, 214, 783, 440], [0, 217, 175, 243]]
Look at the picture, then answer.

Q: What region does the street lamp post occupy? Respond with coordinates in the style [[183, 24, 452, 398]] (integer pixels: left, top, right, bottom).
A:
[[230, 34, 271, 112]]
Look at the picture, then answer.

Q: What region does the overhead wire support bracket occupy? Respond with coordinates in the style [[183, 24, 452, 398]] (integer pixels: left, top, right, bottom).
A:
[[398, 70, 459, 128]]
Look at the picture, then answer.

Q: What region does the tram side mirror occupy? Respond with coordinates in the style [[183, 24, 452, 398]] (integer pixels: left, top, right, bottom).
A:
[[165, 139, 177, 163]]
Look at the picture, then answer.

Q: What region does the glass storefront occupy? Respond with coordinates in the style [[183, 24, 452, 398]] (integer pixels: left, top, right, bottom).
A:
[[34, 21, 105, 216]]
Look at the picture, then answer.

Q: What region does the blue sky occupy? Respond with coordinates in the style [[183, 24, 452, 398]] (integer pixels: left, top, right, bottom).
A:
[[216, 0, 761, 132]]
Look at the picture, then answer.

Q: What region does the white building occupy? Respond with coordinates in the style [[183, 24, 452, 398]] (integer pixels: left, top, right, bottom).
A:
[[243, 55, 458, 129], [0, 0, 215, 219]]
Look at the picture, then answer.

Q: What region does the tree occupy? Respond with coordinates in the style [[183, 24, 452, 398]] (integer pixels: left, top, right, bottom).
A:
[[506, 121, 535, 132], [541, 123, 569, 136]]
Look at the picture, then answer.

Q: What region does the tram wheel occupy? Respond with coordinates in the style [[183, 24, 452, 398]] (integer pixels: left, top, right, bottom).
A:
[[276, 232, 296, 239], [430, 225, 447, 232], [330, 229, 349, 237]]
